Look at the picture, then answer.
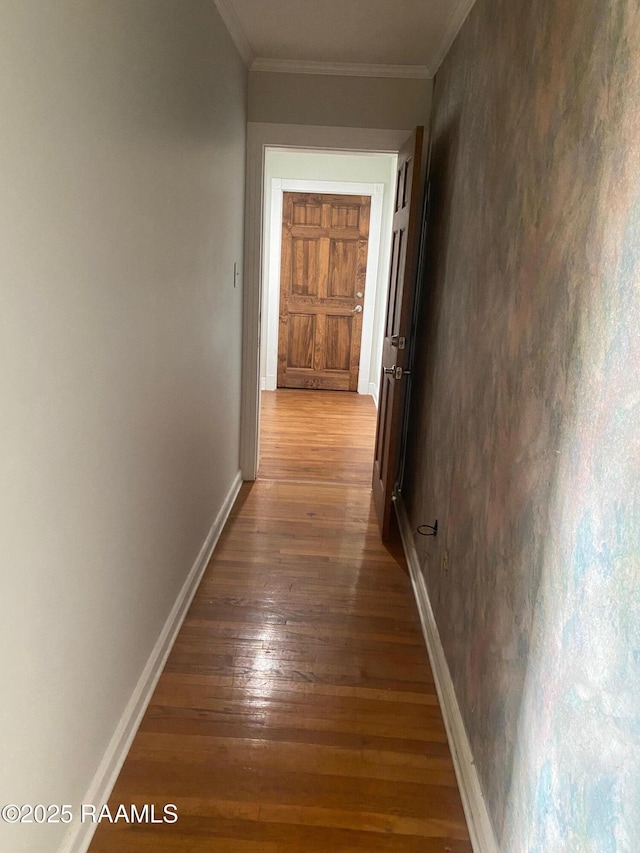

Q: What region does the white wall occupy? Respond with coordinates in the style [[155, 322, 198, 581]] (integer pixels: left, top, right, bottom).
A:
[[0, 2, 246, 851], [261, 150, 397, 400], [249, 71, 432, 130]]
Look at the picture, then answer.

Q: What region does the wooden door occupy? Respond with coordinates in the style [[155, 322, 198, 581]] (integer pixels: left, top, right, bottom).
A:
[[278, 192, 371, 391], [372, 128, 426, 539]]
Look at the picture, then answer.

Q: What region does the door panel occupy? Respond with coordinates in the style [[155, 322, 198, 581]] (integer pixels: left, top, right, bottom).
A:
[[292, 199, 322, 225], [372, 128, 426, 539], [325, 315, 352, 371], [329, 240, 359, 297], [291, 238, 321, 296], [278, 192, 371, 392], [288, 314, 315, 369], [330, 203, 361, 228]]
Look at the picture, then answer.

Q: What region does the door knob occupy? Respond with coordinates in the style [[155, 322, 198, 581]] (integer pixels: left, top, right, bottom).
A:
[[351, 305, 363, 313]]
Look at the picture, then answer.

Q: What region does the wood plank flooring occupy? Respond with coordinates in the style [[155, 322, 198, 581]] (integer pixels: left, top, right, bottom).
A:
[[89, 390, 471, 853], [258, 390, 377, 485]]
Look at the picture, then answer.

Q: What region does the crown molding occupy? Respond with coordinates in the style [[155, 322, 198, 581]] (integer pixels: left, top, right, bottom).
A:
[[250, 58, 431, 80], [213, 0, 254, 66], [213, 0, 474, 80], [429, 0, 477, 76]]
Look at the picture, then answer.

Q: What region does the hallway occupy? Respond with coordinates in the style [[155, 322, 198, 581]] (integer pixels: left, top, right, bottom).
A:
[[89, 390, 471, 852]]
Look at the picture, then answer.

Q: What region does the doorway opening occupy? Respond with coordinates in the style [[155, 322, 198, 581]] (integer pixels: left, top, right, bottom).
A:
[[256, 147, 398, 483], [240, 124, 409, 482]]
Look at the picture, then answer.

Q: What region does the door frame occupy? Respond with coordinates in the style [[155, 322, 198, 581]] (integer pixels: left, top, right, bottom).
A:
[[263, 178, 384, 395], [241, 123, 409, 480]]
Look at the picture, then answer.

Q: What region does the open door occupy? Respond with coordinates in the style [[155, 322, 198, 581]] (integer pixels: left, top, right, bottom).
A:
[[372, 127, 426, 539]]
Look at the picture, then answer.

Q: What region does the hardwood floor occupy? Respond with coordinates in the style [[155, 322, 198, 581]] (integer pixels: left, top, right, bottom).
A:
[[258, 390, 377, 485], [89, 390, 471, 853]]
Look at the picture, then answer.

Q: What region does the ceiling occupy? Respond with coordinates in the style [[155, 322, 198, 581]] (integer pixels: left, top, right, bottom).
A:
[[214, 0, 476, 79]]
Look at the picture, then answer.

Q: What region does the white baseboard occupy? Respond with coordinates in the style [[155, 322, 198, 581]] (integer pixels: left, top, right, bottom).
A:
[[260, 376, 277, 391], [61, 471, 243, 853], [395, 497, 499, 853], [369, 381, 379, 408]]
